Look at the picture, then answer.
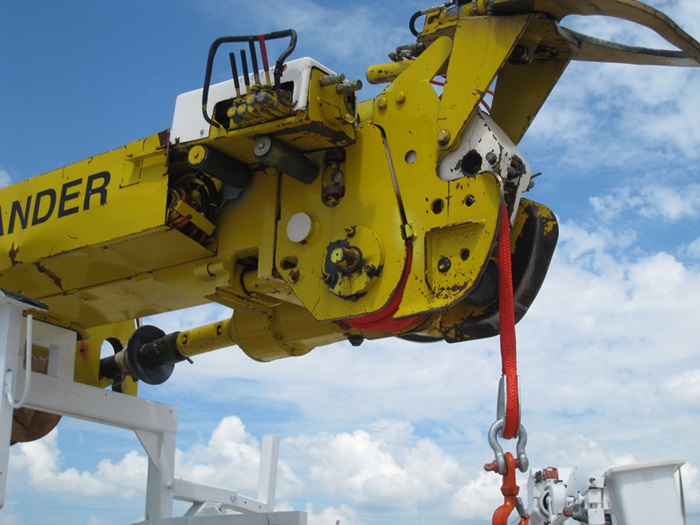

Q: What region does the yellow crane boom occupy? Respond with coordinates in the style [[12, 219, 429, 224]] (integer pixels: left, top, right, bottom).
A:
[[0, 0, 697, 443]]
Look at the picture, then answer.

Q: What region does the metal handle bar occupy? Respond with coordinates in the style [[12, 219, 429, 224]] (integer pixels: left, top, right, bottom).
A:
[[201, 30, 297, 128]]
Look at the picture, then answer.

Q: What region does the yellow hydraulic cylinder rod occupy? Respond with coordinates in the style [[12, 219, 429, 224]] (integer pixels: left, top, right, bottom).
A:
[[176, 318, 236, 358], [178, 302, 348, 361], [366, 61, 412, 85], [102, 303, 349, 385]]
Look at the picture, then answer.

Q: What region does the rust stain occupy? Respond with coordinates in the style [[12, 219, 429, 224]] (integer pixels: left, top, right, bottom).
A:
[[79, 342, 90, 364], [9, 243, 21, 266], [34, 262, 63, 290], [158, 129, 170, 149]]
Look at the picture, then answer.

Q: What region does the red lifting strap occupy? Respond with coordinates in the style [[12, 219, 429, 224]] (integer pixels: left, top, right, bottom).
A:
[[345, 241, 423, 333], [498, 203, 520, 440]]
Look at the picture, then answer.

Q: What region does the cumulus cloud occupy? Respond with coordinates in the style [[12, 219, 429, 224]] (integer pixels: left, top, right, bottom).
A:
[[521, 223, 700, 381], [449, 471, 503, 519], [287, 424, 464, 512], [10, 430, 148, 499], [9, 417, 303, 510], [9, 416, 500, 522], [9, 362, 699, 521], [590, 184, 700, 222], [175, 415, 303, 502]]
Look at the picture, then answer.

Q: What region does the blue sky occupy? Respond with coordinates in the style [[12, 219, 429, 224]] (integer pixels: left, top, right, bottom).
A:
[[1, 1, 700, 524]]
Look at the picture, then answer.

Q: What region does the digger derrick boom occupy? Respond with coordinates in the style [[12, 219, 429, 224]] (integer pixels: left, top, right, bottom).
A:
[[0, 0, 697, 413], [0, 1, 698, 523]]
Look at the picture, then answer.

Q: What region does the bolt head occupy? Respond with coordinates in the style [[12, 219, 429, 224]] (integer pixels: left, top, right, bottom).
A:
[[437, 257, 451, 273], [437, 129, 450, 146], [254, 136, 272, 156], [363, 264, 377, 277], [377, 97, 388, 110]]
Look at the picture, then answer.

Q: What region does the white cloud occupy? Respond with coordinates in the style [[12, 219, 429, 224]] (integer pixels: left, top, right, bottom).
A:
[[197, 0, 421, 93], [662, 369, 700, 408], [175, 415, 303, 502], [449, 471, 503, 519], [305, 503, 362, 525], [590, 184, 700, 222], [682, 462, 700, 506], [526, 222, 700, 345], [679, 236, 700, 259], [528, 434, 638, 477], [528, 61, 700, 167], [662, 0, 700, 37], [10, 429, 148, 499], [9, 416, 306, 510], [287, 424, 464, 512], [10, 416, 498, 522], [524, 1, 700, 168], [562, 0, 699, 51], [511, 221, 700, 465], [0, 167, 11, 188]]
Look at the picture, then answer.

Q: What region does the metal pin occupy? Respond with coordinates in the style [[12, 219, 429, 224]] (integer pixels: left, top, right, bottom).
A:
[[319, 73, 346, 87], [336, 79, 363, 94]]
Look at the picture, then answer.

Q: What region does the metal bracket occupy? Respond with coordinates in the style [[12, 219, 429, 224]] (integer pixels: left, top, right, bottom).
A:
[[0, 291, 284, 524]]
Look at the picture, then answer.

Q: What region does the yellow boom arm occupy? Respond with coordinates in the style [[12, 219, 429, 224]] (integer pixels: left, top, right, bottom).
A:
[[0, 0, 697, 439]]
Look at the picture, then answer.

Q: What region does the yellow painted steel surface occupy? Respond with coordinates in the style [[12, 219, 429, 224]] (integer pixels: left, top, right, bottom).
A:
[[77, 320, 139, 393], [0, 133, 220, 330], [0, 0, 697, 401], [274, 124, 406, 321], [434, 16, 531, 152]]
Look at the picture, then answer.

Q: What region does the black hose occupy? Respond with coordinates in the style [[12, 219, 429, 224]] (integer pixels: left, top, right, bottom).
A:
[[196, 174, 219, 220], [409, 10, 423, 36]]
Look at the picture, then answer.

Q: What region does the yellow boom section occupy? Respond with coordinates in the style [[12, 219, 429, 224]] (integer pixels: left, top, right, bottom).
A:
[[0, 0, 696, 405], [0, 132, 216, 330]]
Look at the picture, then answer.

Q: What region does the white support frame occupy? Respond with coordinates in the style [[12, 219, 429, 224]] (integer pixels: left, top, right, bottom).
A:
[[0, 293, 287, 525]]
